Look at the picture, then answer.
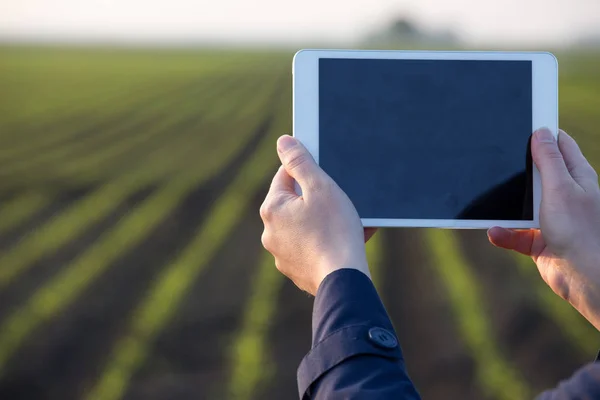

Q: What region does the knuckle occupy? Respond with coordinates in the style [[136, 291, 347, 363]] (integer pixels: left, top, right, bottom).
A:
[[270, 192, 288, 207], [261, 230, 272, 250], [545, 148, 564, 161], [259, 202, 269, 220], [285, 150, 309, 172], [259, 200, 275, 221]]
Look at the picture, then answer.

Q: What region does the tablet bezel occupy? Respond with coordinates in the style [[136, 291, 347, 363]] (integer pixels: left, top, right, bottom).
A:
[[292, 49, 558, 229]]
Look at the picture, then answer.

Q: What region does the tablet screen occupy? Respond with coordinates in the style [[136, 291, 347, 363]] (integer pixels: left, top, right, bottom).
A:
[[319, 58, 533, 221]]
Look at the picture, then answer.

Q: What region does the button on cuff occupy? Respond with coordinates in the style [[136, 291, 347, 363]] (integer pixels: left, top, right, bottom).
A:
[[297, 324, 403, 399], [368, 327, 398, 349]]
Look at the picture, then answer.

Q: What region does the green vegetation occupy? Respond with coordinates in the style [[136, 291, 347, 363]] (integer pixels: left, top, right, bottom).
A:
[[0, 45, 599, 400], [425, 229, 531, 400], [0, 67, 281, 288], [227, 250, 284, 400], [85, 89, 290, 400], [0, 192, 52, 234], [0, 46, 278, 133]]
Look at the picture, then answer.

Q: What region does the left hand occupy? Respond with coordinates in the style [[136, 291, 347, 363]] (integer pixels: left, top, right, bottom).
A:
[[488, 129, 600, 330], [260, 135, 375, 295]]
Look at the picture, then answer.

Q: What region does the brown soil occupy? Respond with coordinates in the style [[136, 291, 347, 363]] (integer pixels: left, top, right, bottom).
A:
[[0, 115, 271, 400], [381, 228, 489, 400], [125, 180, 270, 400]]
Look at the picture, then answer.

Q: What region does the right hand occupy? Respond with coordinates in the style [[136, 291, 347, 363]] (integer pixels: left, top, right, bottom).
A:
[[488, 128, 600, 330], [260, 135, 372, 296]]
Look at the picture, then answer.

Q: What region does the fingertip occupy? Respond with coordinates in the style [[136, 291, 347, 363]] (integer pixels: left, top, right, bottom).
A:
[[487, 226, 506, 237], [558, 129, 570, 139], [277, 135, 297, 153], [276, 134, 322, 190], [557, 129, 576, 146], [534, 127, 556, 144], [532, 127, 571, 188], [487, 226, 511, 248]]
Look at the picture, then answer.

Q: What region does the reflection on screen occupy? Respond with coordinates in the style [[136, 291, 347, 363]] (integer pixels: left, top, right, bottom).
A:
[[319, 58, 533, 220]]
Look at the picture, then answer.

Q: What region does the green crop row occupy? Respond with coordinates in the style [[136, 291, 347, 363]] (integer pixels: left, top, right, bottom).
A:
[[84, 86, 291, 400], [0, 191, 53, 234], [0, 69, 239, 162], [0, 47, 268, 130], [227, 249, 284, 400], [425, 229, 531, 400], [0, 70, 284, 289], [0, 74, 245, 181], [0, 82, 287, 393]]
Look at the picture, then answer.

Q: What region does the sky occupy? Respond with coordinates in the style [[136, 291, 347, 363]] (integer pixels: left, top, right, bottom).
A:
[[1, 0, 599, 46]]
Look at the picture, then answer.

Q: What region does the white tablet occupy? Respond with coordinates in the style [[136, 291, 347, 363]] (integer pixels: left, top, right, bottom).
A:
[[293, 49, 558, 229]]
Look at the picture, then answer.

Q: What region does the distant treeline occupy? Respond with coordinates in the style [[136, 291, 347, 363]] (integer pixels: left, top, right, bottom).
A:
[[363, 17, 459, 47]]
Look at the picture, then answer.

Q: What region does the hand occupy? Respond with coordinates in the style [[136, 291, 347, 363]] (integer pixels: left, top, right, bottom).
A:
[[260, 135, 372, 295], [488, 128, 600, 329]]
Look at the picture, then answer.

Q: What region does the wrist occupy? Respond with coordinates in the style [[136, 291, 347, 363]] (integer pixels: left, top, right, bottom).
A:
[[565, 250, 600, 329], [314, 262, 371, 295]]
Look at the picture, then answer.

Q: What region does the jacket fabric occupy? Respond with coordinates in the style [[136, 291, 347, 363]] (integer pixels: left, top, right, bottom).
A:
[[297, 268, 600, 399]]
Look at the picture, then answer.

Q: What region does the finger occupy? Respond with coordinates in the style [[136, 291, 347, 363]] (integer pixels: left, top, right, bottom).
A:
[[558, 129, 599, 189], [277, 135, 324, 190], [531, 128, 572, 192], [487, 226, 537, 256], [364, 227, 378, 243], [268, 165, 296, 195]]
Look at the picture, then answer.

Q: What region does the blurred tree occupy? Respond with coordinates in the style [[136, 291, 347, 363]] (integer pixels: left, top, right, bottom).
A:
[[390, 18, 419, 38], [363, 15, 458, 48]]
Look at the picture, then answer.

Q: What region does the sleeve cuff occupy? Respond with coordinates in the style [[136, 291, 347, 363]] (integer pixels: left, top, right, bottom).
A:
[[297, 324, 403, 399], [311, 268, 396, 346], [297, 268, 403, 399]]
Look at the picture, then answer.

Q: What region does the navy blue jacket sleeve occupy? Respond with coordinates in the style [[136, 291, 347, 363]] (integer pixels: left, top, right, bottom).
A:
[[535, 361, 600, 399], [296, 268, 421, 400]]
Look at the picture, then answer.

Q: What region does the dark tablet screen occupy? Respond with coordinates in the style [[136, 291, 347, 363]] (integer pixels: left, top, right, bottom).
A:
[[319, 58, 533, 220]]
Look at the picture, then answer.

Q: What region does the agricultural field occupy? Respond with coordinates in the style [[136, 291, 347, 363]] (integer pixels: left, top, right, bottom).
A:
[[0, 45, 599, 400]]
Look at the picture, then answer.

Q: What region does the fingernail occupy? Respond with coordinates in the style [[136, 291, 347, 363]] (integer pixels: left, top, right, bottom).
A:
[[535, 128, 555, 143], [277, 135, 297, 152]]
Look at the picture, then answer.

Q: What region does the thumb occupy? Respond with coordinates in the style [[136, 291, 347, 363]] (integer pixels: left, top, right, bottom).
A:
[[531, 128, 572, 192], [277, 135, 323, 190]]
